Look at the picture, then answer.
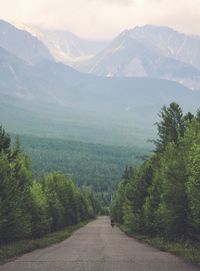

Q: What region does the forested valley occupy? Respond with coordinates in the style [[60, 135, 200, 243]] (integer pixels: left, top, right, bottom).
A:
[[111, 102, 200, 244], [18, 135, 147, 191]]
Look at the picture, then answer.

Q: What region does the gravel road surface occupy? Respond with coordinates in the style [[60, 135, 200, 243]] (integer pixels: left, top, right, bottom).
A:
[[0, 216, 199, 271]]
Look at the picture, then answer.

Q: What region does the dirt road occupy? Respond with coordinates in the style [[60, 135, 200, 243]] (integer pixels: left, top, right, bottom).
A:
[[0, 216, 199, 271]]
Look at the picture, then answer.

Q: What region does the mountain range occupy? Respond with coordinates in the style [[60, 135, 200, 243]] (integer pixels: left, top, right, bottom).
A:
[[0, 20, 200, 146], [77, 25, 200, 90], [12, 22, 200, 90]]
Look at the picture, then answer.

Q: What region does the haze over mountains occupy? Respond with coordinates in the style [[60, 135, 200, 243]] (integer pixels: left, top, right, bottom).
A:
[[0, 20, 200, 146], [14, 22, 108, 65]]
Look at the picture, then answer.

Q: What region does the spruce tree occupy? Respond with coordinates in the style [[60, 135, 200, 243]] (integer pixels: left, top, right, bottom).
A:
[[155, 102, 185, 152]]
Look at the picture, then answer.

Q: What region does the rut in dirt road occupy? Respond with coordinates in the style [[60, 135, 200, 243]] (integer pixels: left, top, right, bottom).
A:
[[0, 216, 199, 271]]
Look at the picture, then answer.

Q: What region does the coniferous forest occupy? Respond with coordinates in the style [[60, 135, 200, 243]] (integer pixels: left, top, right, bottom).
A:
[[0, 127, 100, 245], [111, 102, 200, 241]]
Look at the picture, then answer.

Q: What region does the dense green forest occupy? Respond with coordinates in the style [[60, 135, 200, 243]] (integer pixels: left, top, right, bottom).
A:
[[13, 135, 147, 193], [111, 102, 200, 240], [0, 127, 100, 245]]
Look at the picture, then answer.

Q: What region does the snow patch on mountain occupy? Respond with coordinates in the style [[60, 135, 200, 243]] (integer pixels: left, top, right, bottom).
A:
[[13, 22, 108, 66]]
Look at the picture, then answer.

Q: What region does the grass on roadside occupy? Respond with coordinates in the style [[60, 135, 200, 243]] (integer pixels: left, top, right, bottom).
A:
[[0, 221, 89, 265], [120, 225, 200, 266]]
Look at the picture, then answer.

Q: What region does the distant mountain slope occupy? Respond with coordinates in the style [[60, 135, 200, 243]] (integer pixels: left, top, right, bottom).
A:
[[1, 45, 200, 146], [78, 25, 200, 90], [129, 25, 200, 70], [0, 20, 53, 64], [13, 22, 108, 65]]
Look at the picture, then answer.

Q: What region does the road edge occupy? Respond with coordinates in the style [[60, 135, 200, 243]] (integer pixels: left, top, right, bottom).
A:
[[119, 225, 200, 267], [0, 220, 92, 265]]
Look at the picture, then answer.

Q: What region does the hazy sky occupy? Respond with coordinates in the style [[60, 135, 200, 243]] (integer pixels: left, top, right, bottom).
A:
[[0, 0, 200, 40]]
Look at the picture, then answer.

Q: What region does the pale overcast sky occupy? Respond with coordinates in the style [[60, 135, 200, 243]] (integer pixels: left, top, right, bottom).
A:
[[0, 0, 200, 40]]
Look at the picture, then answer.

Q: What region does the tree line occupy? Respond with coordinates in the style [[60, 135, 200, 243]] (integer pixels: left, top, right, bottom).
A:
[[0, 127, 100, 245], [111, 102, 200, 240]]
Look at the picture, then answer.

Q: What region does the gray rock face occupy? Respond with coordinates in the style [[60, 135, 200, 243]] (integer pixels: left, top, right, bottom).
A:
[[128, 25, 200, 70], [0, 20, 53, 64], [77, 25, 200, 90]]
